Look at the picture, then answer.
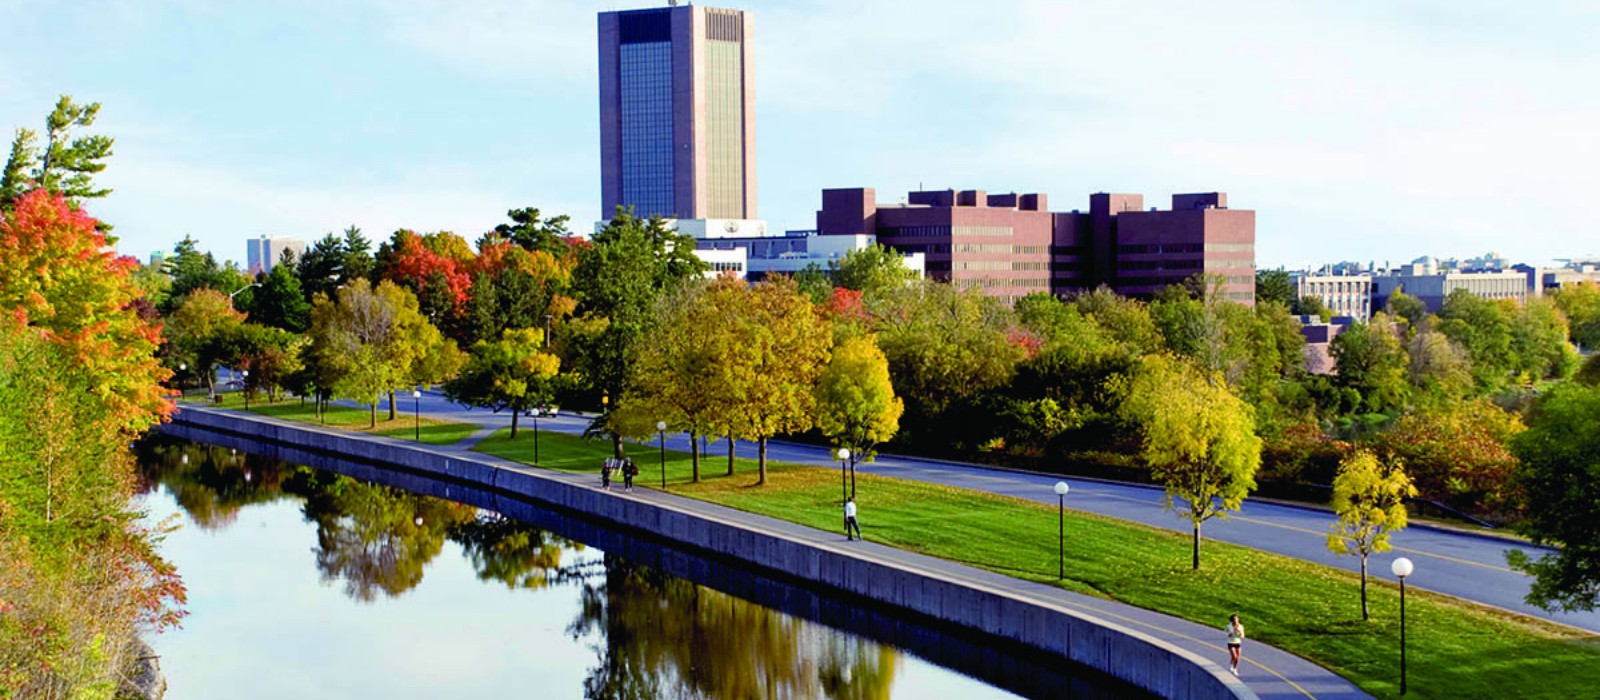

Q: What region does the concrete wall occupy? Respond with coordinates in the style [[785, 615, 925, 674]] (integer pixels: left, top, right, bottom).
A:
[[164, 407, 1252, 700]]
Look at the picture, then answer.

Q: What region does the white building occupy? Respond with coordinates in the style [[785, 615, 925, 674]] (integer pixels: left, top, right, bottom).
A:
[[1372, 257, 1527, 312], [1291, 272, 1373, 322], [246, 235, 306, 275]]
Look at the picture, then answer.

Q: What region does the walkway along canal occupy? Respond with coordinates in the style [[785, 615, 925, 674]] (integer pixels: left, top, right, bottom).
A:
[[162, 405, 1372, 700]]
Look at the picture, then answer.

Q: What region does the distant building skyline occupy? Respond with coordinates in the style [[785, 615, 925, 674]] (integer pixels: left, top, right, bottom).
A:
[[245, 235, 305, 276], [598, 4, 756, 221]]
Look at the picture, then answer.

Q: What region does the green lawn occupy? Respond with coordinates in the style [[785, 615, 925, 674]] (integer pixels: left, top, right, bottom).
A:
[[473, 427, 1600, 700], [187, 392, 479, 446]]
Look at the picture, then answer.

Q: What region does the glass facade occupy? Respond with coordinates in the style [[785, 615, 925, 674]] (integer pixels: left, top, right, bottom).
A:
[[619, 41, 675, 218]]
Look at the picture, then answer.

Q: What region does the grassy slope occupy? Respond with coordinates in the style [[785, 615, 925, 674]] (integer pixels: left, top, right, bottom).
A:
[[473, 428, 1600, 700], [186, 393, 479, 446]]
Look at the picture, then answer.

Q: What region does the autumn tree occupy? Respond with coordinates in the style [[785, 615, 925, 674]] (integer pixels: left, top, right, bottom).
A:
[[815, 333, 903, 498], [163, 288, 246, 398], [444, 328, 559, 439], [0, 190, 171, 430], [1508, 383, 1600, 611], [1122, 354, 1262, 570], [569, 210, 706, 456], [1, 95, 114, 212], [1326, 450, 1416, 620], [1373, 399, 1524, 517], [722, 278, 834, 484], [307, 279, 456, 427], [629, 278, 739, 481]]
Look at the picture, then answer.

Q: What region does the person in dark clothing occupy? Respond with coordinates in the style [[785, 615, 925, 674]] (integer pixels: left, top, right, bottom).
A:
[[601, 459, 613, 490], [622, 458, 638, 492]]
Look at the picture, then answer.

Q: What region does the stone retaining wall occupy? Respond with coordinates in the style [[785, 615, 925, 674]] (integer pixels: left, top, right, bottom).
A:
[[163, 407, 1253, 700]]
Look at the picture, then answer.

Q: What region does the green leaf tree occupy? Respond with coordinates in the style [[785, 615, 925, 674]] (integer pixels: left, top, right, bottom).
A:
[[830, 243, 914, 300], [1122, 354, 1262, 570], [1507, 383, 1600, 612], [244, 250, 311, 332], [815, 333, 903, 498], [1326, 449, 1416, 620], [1255, 268, 1295, 307], [444, 328, 558, 439], [1330, 314, 1410, 413], [1551, 282, 1600, 351], [307, 279, 453, 427], [1, 95, 114, 212]]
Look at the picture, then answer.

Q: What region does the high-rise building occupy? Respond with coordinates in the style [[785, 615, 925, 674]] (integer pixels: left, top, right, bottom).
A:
[[598, 4, 756, 221], [246, 235, 306, 276]]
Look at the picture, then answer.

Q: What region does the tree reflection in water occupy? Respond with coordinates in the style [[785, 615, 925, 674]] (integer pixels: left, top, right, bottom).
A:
[[141, 437, 903, 699], [570, 556, 897, 700]]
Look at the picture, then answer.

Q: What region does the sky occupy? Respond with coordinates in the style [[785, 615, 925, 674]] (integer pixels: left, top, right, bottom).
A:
[[2, 0, 1598, 270]]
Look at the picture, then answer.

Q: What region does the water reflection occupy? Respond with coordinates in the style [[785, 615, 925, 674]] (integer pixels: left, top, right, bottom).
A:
[[140, 433, 1145, 700]]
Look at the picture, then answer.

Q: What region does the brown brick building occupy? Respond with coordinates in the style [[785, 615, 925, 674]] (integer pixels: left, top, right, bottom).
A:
[[817, 187, 1255, 304]]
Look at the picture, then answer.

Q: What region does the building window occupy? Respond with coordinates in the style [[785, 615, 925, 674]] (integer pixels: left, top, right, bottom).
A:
[[619, 41, 675, 217]]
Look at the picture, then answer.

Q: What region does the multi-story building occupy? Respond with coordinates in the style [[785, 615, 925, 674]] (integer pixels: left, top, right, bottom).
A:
[[598, 4, 755, 221], [816, 187, 1255, 304], [1291, 271, 1373, 321], [692, 229, 925, 282], [1372, 257, 1526, 312], [245, 235, 305, 276], [1518, 261, 1600, 297]]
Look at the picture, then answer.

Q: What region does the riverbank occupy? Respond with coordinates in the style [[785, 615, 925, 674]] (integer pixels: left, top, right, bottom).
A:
[[163, 404, 1311, 700]]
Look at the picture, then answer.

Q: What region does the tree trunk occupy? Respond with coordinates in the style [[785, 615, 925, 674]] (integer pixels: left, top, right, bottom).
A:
[[388, 391, 397, 421], [1192, 520, 1202, 570], [1360, 555, 1370, 621], [369, 402, 377, 428], [510, 410, 519, 439], [727, 436, 735, 476], [690, 430, 701, 483], [757, 437, 768, 485], [613, 434, 625, 460]]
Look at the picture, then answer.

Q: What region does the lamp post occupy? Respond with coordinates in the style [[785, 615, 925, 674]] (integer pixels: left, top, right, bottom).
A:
[[178, 363, 187, 396], [412, 389, 421, 441], [241, 370, 250, 410], [227, 282, 259, 310], [531, 405, 541, 466], [1054, 481, 1070, 579], [837, 448, 851, 504], [656, 421, 668, 488], [1392, 557, 1414, 695]]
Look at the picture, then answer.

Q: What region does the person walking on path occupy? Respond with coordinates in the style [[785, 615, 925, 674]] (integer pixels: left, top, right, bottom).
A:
[[601, 458, 614, 491], [1225, 614, 1245, 676], [844, 498, 862, 540], [622, 457, 638, 493]]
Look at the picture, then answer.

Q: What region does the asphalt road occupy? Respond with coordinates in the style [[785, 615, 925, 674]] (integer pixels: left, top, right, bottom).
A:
[[380, 389, 1600, 635]]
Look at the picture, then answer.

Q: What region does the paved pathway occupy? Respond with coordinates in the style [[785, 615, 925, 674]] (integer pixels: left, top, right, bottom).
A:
[[181, 405, 1371, 700], [387, 390, 1600, 635]]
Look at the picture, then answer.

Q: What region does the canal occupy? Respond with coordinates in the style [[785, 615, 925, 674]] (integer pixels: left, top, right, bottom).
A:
[[136, 435, 1149, 699]]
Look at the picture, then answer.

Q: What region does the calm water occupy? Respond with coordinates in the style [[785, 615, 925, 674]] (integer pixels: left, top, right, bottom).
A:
[[136, 436, 1144, 700]]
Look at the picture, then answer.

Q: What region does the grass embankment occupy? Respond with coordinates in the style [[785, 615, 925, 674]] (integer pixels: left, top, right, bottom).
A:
[[185, 392, 479, 446], [473, 428, 1600, 700]]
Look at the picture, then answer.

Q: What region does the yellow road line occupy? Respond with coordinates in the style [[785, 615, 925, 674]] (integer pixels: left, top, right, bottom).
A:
[[1080, 488, 1520, 575]]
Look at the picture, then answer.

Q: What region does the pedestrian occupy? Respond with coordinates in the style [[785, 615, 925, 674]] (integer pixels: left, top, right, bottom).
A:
[[601, 458, 613, 490], [1225, 613, 1245, 676], [622, 457, 637, 492], [844, 498, 862, 541]]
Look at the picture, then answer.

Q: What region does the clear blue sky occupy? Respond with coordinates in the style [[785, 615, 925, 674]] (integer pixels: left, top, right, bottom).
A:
[[3, 0, 1596, 270]]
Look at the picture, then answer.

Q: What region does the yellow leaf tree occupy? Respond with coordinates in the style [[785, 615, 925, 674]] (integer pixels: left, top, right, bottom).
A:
[[725, 277, 833, 485], [1327, 449, 1416, 620], [1122, 354, 1262, 570], [815, 334, 903, 499]]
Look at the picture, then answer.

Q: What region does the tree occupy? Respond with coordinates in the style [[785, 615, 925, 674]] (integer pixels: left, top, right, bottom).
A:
[[792, 263, 832, 304], [830, 243, 914, 299], [1, 95, 114, 212], [1436, 289, 1515, 390], [1326, 450, 1415, 620], [569, 209, 706, 456], [1255, 268, 1295, 308], [723, 278, 833, 484], [1403, 323, 1473, 402], [1551, 282, 1600, 351], [815, 334, 903, 498], [1072, 287, 1163, 354], [1293, 295, 1331, 321], [215, 323, 304, 403], [0, 190, 171, 430], [1507, 383, 1600, 612], [307, 279, 454, 427], [492, 206, 573, 256], [628, 279, 740, 481], [244, 253, 311, 332], [1330, 314, 1410, 413], [164, 288, 246, 397], [1122, 354, 1262, 570], [1386, 291, 1428, 328], [164, 235, 252, 314], [444, 328, 559, 439], [1509, 296, 1578, 382], [1372, 399, 1523, 518]]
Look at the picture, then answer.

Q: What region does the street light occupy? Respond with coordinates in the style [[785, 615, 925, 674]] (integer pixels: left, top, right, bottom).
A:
[[241, 370, 250, 410], [1392, 557, 1415, 695], [1054, 481, 1070, 579], [412, 389, 422, 441], [837, 448, 851, 504], [178, 363, 187, 395], [656, 421, 668, 488], [227, 282, 259, 310]]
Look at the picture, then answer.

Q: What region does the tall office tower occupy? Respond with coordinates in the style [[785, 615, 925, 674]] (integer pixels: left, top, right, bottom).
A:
[[598, 4, 756, 221]]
